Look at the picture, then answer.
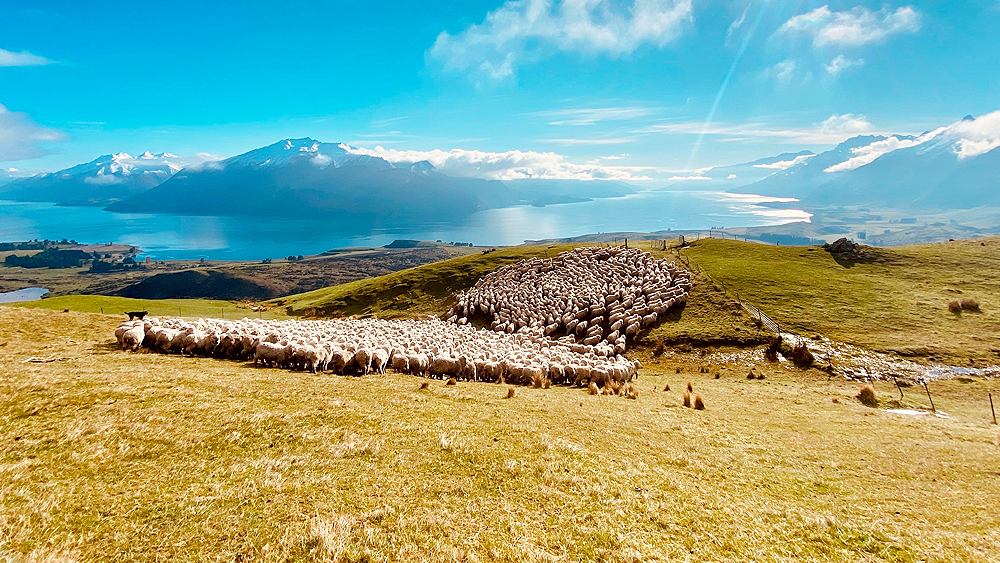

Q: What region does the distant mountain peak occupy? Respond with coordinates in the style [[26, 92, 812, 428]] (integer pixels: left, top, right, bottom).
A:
[[962, 114, 975, 122]]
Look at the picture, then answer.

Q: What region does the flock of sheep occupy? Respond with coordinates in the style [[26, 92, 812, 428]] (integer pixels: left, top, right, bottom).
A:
[[114, 246, 689, 396], [446, 247, 690, 354], [115, 315, 642, 394]]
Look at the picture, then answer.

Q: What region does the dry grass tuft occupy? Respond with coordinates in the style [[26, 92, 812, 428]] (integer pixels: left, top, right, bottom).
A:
[[791, 342, 815, 367], [683, 391, 692, 408], [419, 381, 430, 390], [588, 382, 599, 395], [948, 300, 963, 314], [857, 385, 878, 407], [686, 381, 693, 393], [506, 387, 516, 399], [446, 377, 457, 386], [694, 394, 705, 410], [663, 383, 670, 392], [653, 336, 665, 356], [832, 397, 840, 404], [542, 378, 551, 389], [748, 371, 756, 379]]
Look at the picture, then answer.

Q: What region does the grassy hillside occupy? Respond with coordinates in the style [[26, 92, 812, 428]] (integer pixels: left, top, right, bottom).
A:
[[676, 237, 1000, 364], [4, 295, 286, 320], [3, 307, 999, 561], [270, 243, 768, 347]]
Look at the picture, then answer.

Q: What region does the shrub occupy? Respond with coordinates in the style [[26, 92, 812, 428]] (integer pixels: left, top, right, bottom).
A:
[[694, 394, 705, 410], [857, 385, 877, 407], [653, 336, 665, 357]]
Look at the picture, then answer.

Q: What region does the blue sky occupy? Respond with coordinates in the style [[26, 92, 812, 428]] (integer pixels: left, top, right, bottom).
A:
[[1, 0, 998, 182]]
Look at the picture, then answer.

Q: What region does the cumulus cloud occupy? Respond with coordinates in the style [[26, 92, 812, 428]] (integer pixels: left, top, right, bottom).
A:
[[0, 48, 53, 67], [753, 154, 815, 169], [341, 144, 652, 181], [429, 0, 693, 82], [0, 103, 67, 161], [825, 54, 864, 76], [777, 5, 921, 47], [727, 173, 737, 179]]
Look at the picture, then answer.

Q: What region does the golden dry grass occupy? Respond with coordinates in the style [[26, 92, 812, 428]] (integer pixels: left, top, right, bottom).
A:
[[1, 307, 999, 562]]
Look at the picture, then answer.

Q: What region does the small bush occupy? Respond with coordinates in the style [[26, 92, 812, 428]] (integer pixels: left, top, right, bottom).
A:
[[857, 385, 877, 407], [683, 391, 691, 408], [653, 337, 665, 356], [694, 394, 705, 410], [960, 298, 980, 312]]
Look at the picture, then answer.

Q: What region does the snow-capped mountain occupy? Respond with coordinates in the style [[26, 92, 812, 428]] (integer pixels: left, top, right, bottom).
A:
[[0, 151, 215, 206], [732, 111, 1000, 209], [106, 138, 515, 221]]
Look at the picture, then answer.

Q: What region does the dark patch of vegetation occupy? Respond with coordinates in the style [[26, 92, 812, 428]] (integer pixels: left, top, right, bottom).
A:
[[4, 247, 94, 269], [117, 270, 282, 300]]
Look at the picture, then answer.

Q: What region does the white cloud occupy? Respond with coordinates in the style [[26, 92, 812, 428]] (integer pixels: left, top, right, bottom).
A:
[[727, 173, 737, 179], [950, 112, 1000, 158], [726, 5, 749, 43], [825, 54, 864, 76], [767, 59, 796, 83], [667, 175, 711, 181], [0, 48, 53, 67], [429, 0, 693, 82], [777, 5, 921, 47], [0, 103, 67, 161], [824, 133, 929, 172], [533, 106, 653, 126], [753, 154, 815, 169], [341, 144, 652, 181], [642, 113, 876, 145]]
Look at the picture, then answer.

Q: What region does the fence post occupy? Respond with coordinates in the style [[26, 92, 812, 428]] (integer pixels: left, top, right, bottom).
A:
[[990, 392, 997, 425], [924, 382, 935, 412]]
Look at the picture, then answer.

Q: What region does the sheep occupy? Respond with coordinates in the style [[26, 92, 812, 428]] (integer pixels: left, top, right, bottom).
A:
[[254, 341, 289, 368], [372, 349, 390, 374], [354, 348, 373, 375], [121, 325, 144, 352]]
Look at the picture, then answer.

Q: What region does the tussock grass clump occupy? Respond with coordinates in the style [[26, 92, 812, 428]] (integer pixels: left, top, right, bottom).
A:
[[446, 378, 457, 386], [653, 336, 665, 357], [686, 381, 693, 392], [748, 370, 756, 380], [857, 385, 878, 407], [948, 300, 963, 314], [663, 383, 670, 392], [683, 391, 692, 408], [588, 382, 599, 395], [694, 394, 705, 410], [419, 381, 430, 390], [505, 387, 516, 399]]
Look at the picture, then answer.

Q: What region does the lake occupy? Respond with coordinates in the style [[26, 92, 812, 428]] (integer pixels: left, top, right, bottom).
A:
[[0, 190, 810, 261], [0, 287, 50, 303]]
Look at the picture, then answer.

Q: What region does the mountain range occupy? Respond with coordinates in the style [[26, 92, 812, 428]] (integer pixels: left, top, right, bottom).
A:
[[707, 113, 1000, 209], [1, 139, 636, 222]]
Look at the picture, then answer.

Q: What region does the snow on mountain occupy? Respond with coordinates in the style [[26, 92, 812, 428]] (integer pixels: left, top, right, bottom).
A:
[[0, 151, 218, 205]]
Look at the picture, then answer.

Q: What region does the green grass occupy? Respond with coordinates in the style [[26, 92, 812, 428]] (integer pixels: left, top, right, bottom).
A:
[[675, 237, 1000, 364], [2, 307, 999, 562], [4, 295, 287, 320]]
